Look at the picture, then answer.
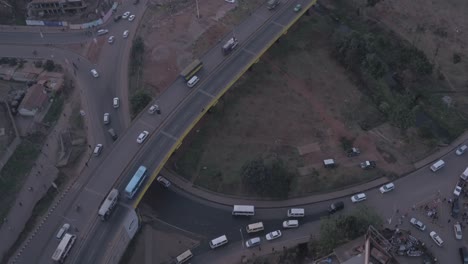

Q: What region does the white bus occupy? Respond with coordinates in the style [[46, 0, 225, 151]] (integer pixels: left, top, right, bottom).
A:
[[175, 249, 193, 263], [232, 205, 255, 216], [98, 188, 119, 221], [51, 233, 76, 263]]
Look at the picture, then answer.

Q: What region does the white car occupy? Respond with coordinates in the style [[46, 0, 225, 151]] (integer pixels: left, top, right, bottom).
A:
[[122, 11, 130, 19], [456, 145, 467, 155], [103, 113, 110, 124], [282, 220, 299, 229], [148, 104, 160, 114], [136, 131, 149, 143], [454, 223, 463, 240], [410, 217, 426, 231], [351, 193, 366, 203], [108, 36, 115, 44], [90, 69, 99, 78], [379, 183, 395, 194], [113, 97, 120, 108], [123, 30, 129, 38], [128, 14, 136, 21], [454, 185, 463, 197], [429, 231, 444, 247], [93, 144, 103, 156], [156, 175, 171, 188], [245, 237, 261, 248], [265, 230, 282, 241]]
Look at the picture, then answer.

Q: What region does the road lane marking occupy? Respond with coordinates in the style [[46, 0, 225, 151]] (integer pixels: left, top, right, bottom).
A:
[[271, 20, 286, 28], [198, 89, 215, 98], [140, 119, 156, 130], [161, 131, 178, 141], [242, 48, 257, 56]]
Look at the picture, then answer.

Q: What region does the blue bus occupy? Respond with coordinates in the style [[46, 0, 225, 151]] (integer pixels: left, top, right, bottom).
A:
[[124, 166, 148, 199]]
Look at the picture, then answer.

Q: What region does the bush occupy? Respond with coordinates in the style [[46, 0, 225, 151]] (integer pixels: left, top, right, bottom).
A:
[[130, 37, 145, 75], [453, 53, 461, 64], [241, 157, 291, 198], [43, 60, 55, 71], [130, 90, 151, 116], [34, 60, 43, 68], [340, 137, 354, 151]]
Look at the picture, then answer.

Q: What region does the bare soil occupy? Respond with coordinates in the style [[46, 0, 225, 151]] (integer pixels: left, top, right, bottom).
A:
[[171, 10, 441, 197], [136, 0, 263, 95]]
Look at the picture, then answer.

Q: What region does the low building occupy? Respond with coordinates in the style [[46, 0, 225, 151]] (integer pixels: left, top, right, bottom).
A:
[[27, 0, 88, 18], [18, 84, 49, 117]]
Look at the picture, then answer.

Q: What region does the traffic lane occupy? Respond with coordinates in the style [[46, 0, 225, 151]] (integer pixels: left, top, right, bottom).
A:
[[243, 23, 283, 55], [359, 152, 467, 264], [84, 119, 156, 193], [274, 0, 305, 26], [143, 184, 326, 243], [162, 92, 212, 138], [200, 8, 272, 73], [192, 221, 319, 264], [71, 204, 128, 264], [202, 51, 254, 96]]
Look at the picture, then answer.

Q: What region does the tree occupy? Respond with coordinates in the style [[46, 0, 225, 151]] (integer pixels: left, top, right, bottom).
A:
[[130, 90, 151, 116], [361, 53, 387, 79], [314, 206, 383, 255], [241, 157, 291, 198], [43, 60, 55, 71]]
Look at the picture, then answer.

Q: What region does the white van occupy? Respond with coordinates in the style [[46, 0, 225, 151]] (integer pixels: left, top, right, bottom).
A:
[[246, 222, 264, 233], [287, 208, 305, 217], [175, 249, 193, 264], [187, 75, 200, 88], [56, 223, 70, 239], [430, 160, 445, 172], [209, 235, 228, 249]]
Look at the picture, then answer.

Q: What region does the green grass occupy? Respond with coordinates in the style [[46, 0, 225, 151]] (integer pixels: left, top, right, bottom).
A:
[[0, 172, 67, 264], [43, 96, 64, 124], [0, 132, 44, 222]]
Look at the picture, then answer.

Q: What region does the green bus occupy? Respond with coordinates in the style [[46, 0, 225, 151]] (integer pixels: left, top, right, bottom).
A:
[[180, 59, 203, 81]]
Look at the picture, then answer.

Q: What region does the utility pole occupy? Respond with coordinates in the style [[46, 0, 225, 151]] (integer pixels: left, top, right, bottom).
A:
[[195, 0, 200, 19]]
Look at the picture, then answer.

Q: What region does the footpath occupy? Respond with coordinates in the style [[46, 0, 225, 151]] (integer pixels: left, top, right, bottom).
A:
[[162, 130, 468, 208]]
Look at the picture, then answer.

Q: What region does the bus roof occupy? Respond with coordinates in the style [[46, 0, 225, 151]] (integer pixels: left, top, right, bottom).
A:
[[124, 166, 147, 193], [233, 205, 255, 212], [98, 189, 119, 216]]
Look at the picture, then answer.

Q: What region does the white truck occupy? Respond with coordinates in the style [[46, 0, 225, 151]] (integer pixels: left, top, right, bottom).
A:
[[460, 167, 468, 181], [222, 37, 239, 55]]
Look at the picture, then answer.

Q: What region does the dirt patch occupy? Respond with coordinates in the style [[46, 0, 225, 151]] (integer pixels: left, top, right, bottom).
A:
[[171, 12, 437, 198], [135, 0, 264, 96]]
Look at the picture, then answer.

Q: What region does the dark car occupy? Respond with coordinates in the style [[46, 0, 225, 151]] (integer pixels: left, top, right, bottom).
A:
[[328, 201, 344, 214], [346, 147, 360, 157], [452, 198, 460, 218], [460, 247, 468, 264], [114, 15, 122, 22]]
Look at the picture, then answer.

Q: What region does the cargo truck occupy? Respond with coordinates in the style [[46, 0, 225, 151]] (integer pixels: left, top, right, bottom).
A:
[[222, 37, 239, 55]]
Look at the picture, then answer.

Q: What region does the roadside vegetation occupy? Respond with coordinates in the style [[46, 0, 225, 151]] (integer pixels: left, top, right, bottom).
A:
[[129, 37, 152, 119], [0, 132, 43, 221], [250, 206, 383, 263]]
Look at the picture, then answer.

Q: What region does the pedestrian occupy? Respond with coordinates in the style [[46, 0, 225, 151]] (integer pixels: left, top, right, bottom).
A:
[[28, 187, 32, 191], [396, 209, 399, 214], [19, 202, 22, 206], [448, 219, 451, 223], [443, 197, 446, 202]]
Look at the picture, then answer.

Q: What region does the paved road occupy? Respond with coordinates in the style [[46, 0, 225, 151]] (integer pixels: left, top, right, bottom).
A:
[[7, 0, 320, 263], [143, 141, 468, 264]]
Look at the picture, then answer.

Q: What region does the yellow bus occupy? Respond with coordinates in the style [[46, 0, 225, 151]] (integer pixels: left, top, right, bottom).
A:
[[180, 59, 203, 81]]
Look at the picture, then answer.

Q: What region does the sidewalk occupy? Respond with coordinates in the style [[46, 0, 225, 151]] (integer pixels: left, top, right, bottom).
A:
[[162, 131, 468, 208], [0, 102, 79, 261]]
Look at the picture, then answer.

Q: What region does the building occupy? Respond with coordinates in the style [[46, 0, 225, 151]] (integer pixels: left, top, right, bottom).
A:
[[18, 84, 49, 117], [27, 0, 88, 18]]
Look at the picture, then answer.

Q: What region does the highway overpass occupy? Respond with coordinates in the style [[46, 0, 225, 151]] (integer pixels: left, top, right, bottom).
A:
[[10, 0, 319, 263]]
